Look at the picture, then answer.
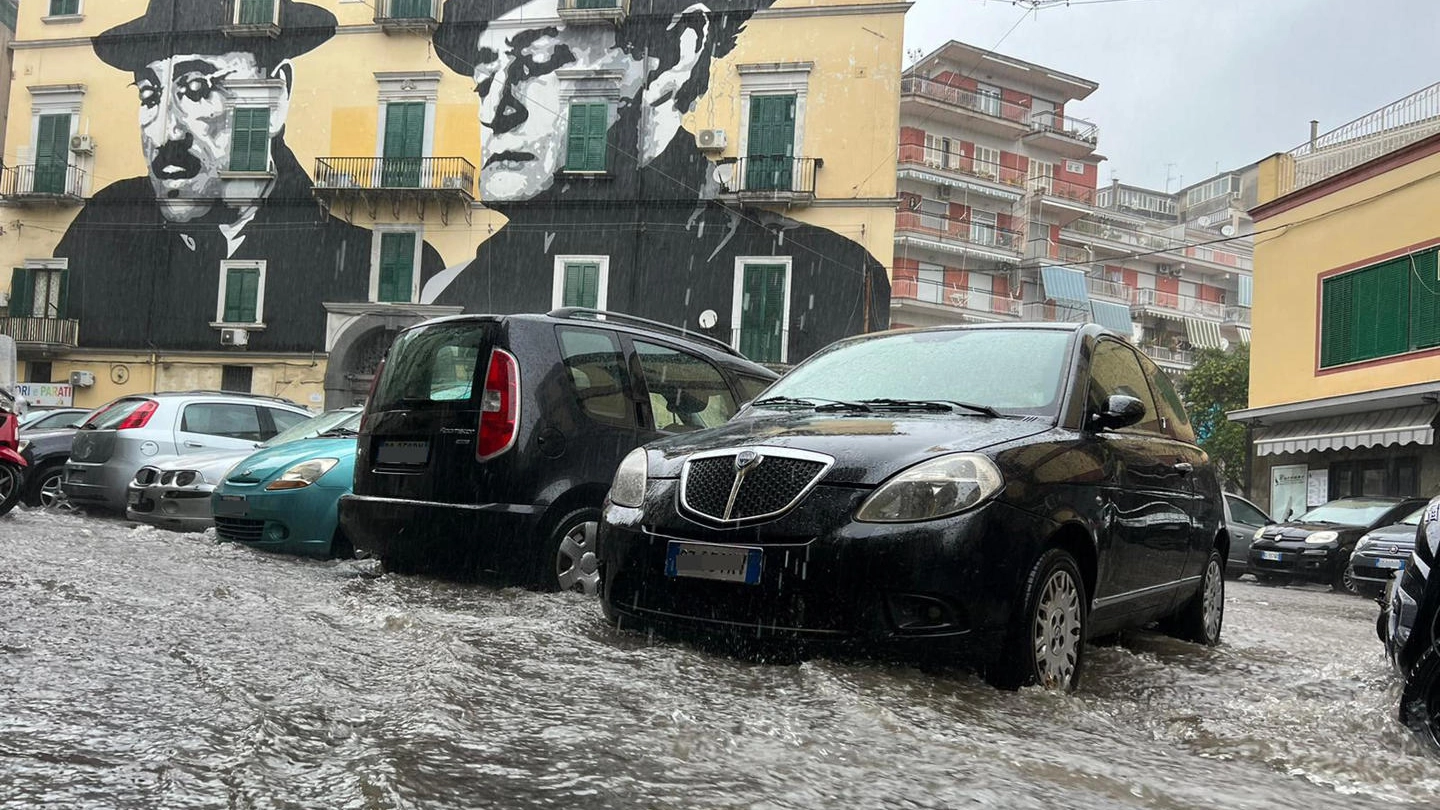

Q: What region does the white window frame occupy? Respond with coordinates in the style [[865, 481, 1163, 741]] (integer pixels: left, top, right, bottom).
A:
[[214, 259, 268, 327], [551, 254, 611, 311], [1065, 159, 1085, 174], [973, 144, 1000, 178], [27, 85, 85, 195], [916, 263, 944, 304], [730, 256, 794, 364], [969, 209, 997, 246], [43, 0, 83, 22], [368, 225, 425, 305], [976, 83, 1002, 117], [374, 72, 440, 185], [736, 62, 813, 188]]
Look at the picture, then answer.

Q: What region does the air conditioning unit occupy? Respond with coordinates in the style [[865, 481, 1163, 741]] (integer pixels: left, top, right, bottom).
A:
[[70, 135, 96, 155], [220, 328, 249, 347], [69, 370, 95, 388], [695, 129, 727, 152]]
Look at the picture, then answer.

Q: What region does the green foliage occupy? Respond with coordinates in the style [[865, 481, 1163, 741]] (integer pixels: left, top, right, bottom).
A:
[[1179, 343, 1250, 490]]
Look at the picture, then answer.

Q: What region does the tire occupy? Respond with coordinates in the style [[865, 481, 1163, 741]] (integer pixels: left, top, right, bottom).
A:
[[0, 463, 21, 517], [1399, 646, 1440, 755], [22, 461, 65, 509], [1333, 561, 1360, 595], [987, 548, 1088, 692], [538, 507, 603, 595], [1164, 548, 1225, 646]]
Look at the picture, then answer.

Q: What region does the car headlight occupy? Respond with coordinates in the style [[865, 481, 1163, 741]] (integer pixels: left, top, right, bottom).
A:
[[175, 470, 203, 487], [1305, 530, 1339, 544], [856, 453, 1003, 523], [1355, 533, 1374, 550], [610, 448, 648, 508], [1253, 526, 1266, 541], [17, 439, 29, 455], [265, 458, 339, 491]]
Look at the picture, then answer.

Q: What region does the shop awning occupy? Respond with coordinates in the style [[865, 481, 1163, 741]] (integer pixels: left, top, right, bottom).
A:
[[1041, 266, 1089, 308], [1254, 405, 1439, 456], [1089, 299, 1134, 334], [1185, 317, 1225, 350], [1233, 326, 1250, 344]]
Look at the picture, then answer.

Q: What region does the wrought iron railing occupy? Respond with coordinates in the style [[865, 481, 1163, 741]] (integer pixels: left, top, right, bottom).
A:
[[901, 77, 1031, 126], [897, 146, 1027, 188], [313, 157, 475, 194], [722, 156, 821, 196], [0, 163, 86, 199], [374, 0, 439, 21], [1028, 110, 1099, 145], [1131, 287, 1224, 319], [892, 277, 1021, 317], [895, 211, 1022, 253], [1279, 80, 1440, 195], [0, 316, 80, 348]]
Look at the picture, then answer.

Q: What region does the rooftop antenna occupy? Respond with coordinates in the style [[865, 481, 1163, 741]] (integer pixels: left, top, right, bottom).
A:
[[1009, 0, 1073, 7], [1164, 163, 1179, 193]]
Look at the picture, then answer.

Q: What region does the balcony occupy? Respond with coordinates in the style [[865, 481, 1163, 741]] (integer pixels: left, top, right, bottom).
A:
[[1139, 343, 1195, 371], [1130, 287, 1224, 320], [374, 0, 439, 33], [313, 157, 474, 198], [0, 163, 85, 205], [719, 157, 821, 207], [892, 277, 1021, 323], [1086, 277, 1131, 301], [1224, 305, 1252, 326], [895, 211, 1022, 263], [1063, 217, 1172, 252], [900, 76, 1030, 138], [0, 316, 79, 352], [1024, 111, 1100, 158], [897, 146, 1025, 201], [557, 0, 628, 24], [221, 0, 280, 38]]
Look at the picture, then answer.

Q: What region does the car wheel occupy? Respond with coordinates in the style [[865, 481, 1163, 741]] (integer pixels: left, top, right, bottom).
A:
[[542, 508, 602, 596], [988, 548, 1088, 692], [1334, 562, 1360, 595], [0, 463, 20, 516], [1400, 646, 1440, 755], [1164, 548, 1225, 646], [23, 461, 65, 509]]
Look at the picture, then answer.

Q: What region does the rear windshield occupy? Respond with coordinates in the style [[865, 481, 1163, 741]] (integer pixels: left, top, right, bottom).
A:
[[371, 323, 491, 411], [82, 398, 154, 430]]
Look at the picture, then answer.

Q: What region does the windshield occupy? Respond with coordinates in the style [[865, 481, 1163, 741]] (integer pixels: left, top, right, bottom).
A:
[[758, 329, 1072, 415], [258, 409, 358, 448], [1398, 506, 1426, 526], [1296, 500, 1401, 526], [371, 323, 491, 412]]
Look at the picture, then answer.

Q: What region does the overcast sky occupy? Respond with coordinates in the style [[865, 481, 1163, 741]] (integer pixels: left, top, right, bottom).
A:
[[901, 0, 1440, 191]]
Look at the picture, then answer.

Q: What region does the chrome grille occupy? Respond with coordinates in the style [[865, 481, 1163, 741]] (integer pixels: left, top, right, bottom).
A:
[[680, 448, 832, 524], [215, 517, 265, 544]]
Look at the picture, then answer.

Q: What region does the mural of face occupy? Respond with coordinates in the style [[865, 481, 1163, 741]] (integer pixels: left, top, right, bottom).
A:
[[472, 0, 647, 201], [134, 52, 278, 222]]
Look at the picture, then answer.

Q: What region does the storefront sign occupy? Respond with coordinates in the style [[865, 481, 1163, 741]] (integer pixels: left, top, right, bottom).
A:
[[1270, 464, 1308, 523], [13, 382, 74, 407], [1306, 470, 1329, 507]]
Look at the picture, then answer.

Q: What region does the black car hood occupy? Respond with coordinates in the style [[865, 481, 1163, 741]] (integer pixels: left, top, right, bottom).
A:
[[647, 411, 1054, 486], [1259, 521, 1368, 541]]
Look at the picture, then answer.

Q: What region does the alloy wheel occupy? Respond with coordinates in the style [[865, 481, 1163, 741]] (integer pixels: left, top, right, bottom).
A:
[[39, 471, 67, 509], [1339, 565, 1359, 594], [1202, 557, 1224, 641], [1032, 569, 1082, 689], [555, 520, 601, 596], [0, 465, 17, 503]]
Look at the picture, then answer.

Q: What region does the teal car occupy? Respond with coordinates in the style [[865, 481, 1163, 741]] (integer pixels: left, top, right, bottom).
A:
[[211, 410, 363, 557]]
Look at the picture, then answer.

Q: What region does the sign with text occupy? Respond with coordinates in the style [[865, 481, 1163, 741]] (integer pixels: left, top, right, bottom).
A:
[[14, 382, 74, 407], [1270, 464, 1308, 523]]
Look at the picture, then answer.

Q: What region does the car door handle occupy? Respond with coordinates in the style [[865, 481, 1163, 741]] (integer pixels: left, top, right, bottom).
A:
[[1173, 462, 1193, 475], [184, 441, 205, 448]]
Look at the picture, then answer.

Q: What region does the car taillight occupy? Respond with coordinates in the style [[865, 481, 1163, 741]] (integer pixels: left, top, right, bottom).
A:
[[116, 401, 158, 430], [476, 348, 520, 461]]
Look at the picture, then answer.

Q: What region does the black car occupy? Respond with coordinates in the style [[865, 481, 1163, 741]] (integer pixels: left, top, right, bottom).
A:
[[1383, 497, 1440, 752], [598, 324, 1226, 692], [340, 309, 778, 594], [1248, 497, 1426, 592], [16, 427, 82, 508], [1349, 505, 1425, 598]]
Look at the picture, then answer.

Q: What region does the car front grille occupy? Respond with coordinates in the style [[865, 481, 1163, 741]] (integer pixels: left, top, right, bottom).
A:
[[680, 448, 831, 523], [215, 516, 265, 544]]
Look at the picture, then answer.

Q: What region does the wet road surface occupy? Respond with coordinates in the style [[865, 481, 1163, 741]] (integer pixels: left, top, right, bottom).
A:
[[3, 507, 1439, 809]]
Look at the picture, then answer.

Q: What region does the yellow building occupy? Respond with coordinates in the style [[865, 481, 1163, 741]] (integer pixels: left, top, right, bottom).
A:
[[0, 0, 904, 409], [1233, 82, 1440, 517]]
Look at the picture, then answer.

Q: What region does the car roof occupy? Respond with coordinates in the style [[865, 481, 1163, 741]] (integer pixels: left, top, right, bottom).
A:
[[116, 390, 306, 408]]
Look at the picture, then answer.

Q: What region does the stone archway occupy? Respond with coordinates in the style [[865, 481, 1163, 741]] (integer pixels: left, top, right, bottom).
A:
[[340, 327, 400, 407], [323, 304, 462, 409]]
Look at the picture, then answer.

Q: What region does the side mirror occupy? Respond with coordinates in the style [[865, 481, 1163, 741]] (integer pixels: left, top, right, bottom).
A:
[[1091, 394, 1147, 432]]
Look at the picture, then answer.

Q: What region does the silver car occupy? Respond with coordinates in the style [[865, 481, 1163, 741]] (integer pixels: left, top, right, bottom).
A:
[[64, 392, 313, 512], [125, 408, 362, 532]]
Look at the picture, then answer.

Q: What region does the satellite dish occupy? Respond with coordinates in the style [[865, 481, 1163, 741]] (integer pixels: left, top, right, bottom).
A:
[[1220, 224, 1237, 238], [698, 309, 718, 330]]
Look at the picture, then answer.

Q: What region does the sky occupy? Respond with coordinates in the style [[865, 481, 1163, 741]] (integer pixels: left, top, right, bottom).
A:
[[902, 0, 1440, 192]]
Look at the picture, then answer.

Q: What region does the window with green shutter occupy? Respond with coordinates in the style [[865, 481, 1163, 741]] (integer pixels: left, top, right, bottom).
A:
[[229, 108, 271, 172], [237, 0, 276, 25], [34, 114, 71, 194], [388, 0, 433, 18], [738, 264, 787, 363], [565, 103, 609, 172], [1321, 247, 1440, 367], [378, 232, 416, 303], [8, 267, 68, 319], [562, 262, 601, 308], [745, 94, 796, 191], [223, 267, 261, 324], [49, 0, 79, 16], [382, 102, 425, 187]]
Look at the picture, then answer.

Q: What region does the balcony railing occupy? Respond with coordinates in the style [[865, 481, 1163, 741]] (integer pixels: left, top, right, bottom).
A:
[[0, 316, 80, 350], [896, 211, 1022, 254], [720, 156, 821, 201], [1065, 217, 1173, 250], [1140, 344, 1195, 367], [897, 146, 1027, 188], [1045, 241, 1091, 264], [1086, 277, 1130, 300], [221, 0, 280, 35], [1029, 175, 1098, 206], [313, 157, 475, 199], [892, 278, 1021, 317], [1131, 287, 1224, 319], [901, 77, 1030, 126], [1224, 306, 1252, 325], [374, 0, 439, 29], [1027, 110, 1099, 146], [557, 0, 628, 22], [0, 163, 86, 203], [1280, 79, 1440, 196]]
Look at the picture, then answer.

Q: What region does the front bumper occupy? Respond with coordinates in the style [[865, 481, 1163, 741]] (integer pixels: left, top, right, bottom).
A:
[[339, 494, 543, 578], [126, 481, 216, 532], [1350, 549, 1411, 587], [211, 483, 348, 557], [1247, 542, 1343, 581]]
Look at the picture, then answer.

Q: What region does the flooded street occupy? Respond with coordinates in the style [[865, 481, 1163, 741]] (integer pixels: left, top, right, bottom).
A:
[[3, 507, 1439, 809]]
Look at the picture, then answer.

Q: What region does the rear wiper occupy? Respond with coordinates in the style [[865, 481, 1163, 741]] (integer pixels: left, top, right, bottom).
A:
[[752, 396, 874, 412], [860, 398, 1003, 418]]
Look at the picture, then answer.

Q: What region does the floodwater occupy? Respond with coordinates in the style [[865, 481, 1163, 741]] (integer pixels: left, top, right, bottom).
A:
[[3, 507, 1439, 809]]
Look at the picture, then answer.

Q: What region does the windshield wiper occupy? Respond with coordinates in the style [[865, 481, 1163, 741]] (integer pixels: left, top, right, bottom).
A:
[[752, 396, 874, 412], [859, 398, 1003, 418], [320, 427, 359, 437]]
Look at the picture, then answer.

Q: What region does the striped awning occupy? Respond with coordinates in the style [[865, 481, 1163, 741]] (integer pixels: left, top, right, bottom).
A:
[[1234, 326, 1250, 344], [1089, 299, 1134, 334], [1185, 317, 1225, 349], [1255, 405, 1439, 456], [1041, 266, 1089, 308]]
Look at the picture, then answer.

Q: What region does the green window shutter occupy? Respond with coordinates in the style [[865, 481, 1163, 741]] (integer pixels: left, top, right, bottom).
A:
[[1352, 259, 1407, 361], [746, 94, 796, 191], [237, 0, 275, 24], [739, 264, 786, 363], [1409, 249, 1440, 350], [1321, 273, 1352, 368], [562, 262, 600, 308], [229, 108, 270, 172], [8, 267, 32, 318], [50, 0, 79, 16], [55, 269, 69, 319], [383, 103, 425, 186], [224, 268, 260, 323], [390, 0, 431, 18], [378, 233, 416, 303], [565, 103, 608, 172], [34, 114, 70, 194]]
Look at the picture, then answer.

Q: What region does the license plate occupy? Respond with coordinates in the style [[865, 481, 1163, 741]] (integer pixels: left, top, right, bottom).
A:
[[666, 541, 763, 585], [1376, 558, 1405, 569], [215, 494, 247, 515], [1259, 551, 1284, 562], [378, 440, 429, 465]]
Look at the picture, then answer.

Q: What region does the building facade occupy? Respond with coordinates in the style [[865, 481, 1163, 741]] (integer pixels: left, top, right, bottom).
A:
[[891, 41, 1253, 376], [1232, 80, 1440, 517], [0, 0, 903, 409]]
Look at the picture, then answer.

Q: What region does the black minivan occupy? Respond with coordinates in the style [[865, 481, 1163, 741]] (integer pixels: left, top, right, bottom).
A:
[[339, 309, 778, 593]]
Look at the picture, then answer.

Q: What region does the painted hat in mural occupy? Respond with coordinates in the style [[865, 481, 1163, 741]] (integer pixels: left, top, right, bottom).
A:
[[93, 0, 337, 72]]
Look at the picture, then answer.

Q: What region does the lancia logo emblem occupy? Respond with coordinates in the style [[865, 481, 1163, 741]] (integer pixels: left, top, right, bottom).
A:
[[735, 450, 761, 471]]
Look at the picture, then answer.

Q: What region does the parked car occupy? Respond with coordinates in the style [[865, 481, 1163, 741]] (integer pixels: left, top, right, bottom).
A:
[[64, 392, 313, 512], [1248, 496, 1427, 592], [211, 409, 365, 557], [1222, 492, 1272, 577], [18, 407, 89, 432], [340, 309, 779, 593], [598, 323, 1227, 692], [126, 408, 362, 532], [1382, 497, 1440, 753], [17, 427, 83, 508], [1348, 505, 1425, 598]]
